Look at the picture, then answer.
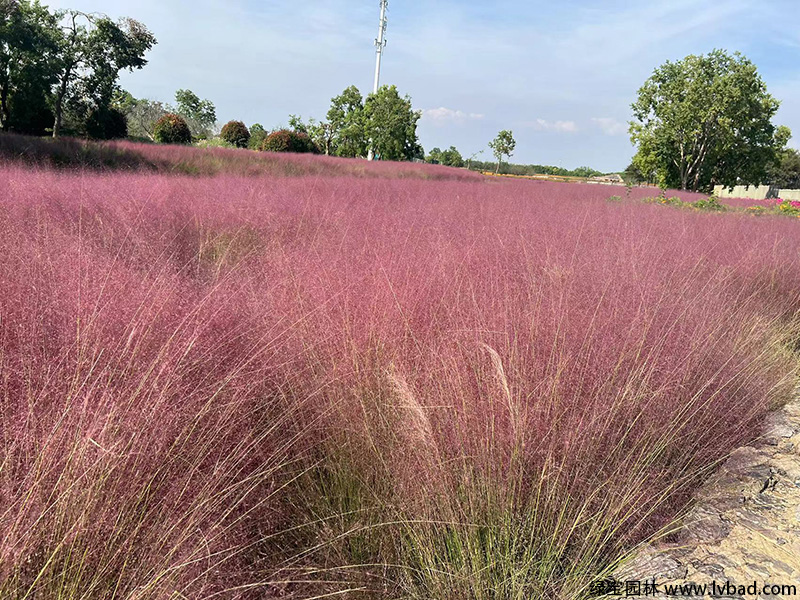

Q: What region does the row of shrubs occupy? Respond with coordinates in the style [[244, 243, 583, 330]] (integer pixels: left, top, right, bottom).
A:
[[609, 190, 800, 218], [153, 114, 318, 154]]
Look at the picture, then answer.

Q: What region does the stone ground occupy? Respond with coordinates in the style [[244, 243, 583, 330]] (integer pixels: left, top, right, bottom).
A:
[[615, 390, 800, 598]]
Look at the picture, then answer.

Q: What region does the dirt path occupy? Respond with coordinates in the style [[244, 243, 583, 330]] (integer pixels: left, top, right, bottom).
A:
[[616, 390, 800, 598]]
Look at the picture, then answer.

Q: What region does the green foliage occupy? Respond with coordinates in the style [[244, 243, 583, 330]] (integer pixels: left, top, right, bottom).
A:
[[122, 97, 167, 141], [428, 145, 464, 167], [322, 84, 422, 161], [769, 147, 800, 189], [363, 85, 423, 161], [0, 0, 59, 134], [290, 114, 336, 156], [85, 106, 127, 140], [488, 130, 516, 174], [640, 192, 729, 212], [194, 136, 234, 149], [693, 195, 726, 212], [777, 200, 800, 217], [172, 90, 217, 140], [247, 123, 267, 150], [630, 50, 787, 192], [467, 159, 604, 179], [153, 113, 191, 145], [745, 205, 767, 216], [174, 89, 215, 140], [220, 120, 250, 148], [175, 89, 215, 126], [287, 114, 307, 133], [258, 129, 318, 154], [622, 161, 647, 185], [51, 12, 156, 137], [327, 85, 367, 158]]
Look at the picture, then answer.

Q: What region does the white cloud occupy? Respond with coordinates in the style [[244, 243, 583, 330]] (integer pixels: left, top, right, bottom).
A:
[[591, 118, 628, 136], [421, 107, 484, 124], [525, 119, 579, 133]]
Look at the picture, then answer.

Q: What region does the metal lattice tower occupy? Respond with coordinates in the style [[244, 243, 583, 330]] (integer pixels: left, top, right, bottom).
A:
[[368, 0, 388, 161], [372, 0, 388, 95]]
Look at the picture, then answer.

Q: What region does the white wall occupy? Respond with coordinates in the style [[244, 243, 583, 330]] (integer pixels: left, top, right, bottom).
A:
[[713, 185, 800, 201]]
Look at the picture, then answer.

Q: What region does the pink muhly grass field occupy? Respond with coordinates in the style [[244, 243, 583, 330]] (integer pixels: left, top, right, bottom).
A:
[[0, 132, 482, 181], [1, 162, 800, 598]]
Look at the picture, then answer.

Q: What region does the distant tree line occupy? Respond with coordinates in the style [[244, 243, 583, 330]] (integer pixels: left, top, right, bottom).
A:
[[465, 160, 605, 179]]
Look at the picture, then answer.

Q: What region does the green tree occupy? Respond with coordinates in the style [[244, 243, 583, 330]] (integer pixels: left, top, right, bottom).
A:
[[489, 130, 515, 174], [174, 88, 216, 139], [630, 50, 788, 192], [768, 147, 800, 189], [430, 145, 464, 167], [622, 161, 647, 185], [0, 0, 59, 134], [289, 114, 335, 156], [327, 85, 367, 158], [287, 114, 307, 134], [51, 11, 155, 137], [248, 123, 267, 150], [363, 84, 422, 161], [123, 96, 167, 140], [426, 147, 443, 164]]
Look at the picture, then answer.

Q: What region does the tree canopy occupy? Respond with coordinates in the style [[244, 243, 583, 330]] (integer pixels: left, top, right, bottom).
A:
[[630, 50, 789, 192], [0, 0, 59, 134], [326, 85, 368, 158], [769, 147, 800, 189], [426, 146, 464, 168], [174, 88, 216, 139], [363, 85, 422, 161], [298, 84, 423, 161], [0, 1, 155, 137], [489, 130, 515, 174]]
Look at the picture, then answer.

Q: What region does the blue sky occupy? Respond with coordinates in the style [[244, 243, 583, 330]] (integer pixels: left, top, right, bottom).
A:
[[46, 0, 800, 171]]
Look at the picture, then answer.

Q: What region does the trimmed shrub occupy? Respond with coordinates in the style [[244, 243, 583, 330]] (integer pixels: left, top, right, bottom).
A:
[[258, 129, 318, 154], [153, 114, 192, 145], [86, 107, 128, 140], [220, 120, 250, 148]]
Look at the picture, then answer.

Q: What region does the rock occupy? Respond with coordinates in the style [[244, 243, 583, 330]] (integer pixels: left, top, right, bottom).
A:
[[616, 546, 685, 581], [762, 413, 795, 445], [681, 506, 731, 544], [723, 447, 771, 479]]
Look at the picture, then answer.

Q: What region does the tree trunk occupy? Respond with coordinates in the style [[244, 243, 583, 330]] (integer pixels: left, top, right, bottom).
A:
[[0, 83, 9, 132], [495, 160, 500, 175], [52, 66, 71, 138], [53, 87, 65, 138]]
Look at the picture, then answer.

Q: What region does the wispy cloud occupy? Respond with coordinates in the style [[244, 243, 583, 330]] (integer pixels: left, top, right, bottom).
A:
[[591, 118, 628, 136], [421, 107, 484, 124], [524, 119, 579, 133]]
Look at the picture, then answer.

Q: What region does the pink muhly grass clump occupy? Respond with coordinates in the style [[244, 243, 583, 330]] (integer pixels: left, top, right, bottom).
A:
[[1, 162, 800, 598]]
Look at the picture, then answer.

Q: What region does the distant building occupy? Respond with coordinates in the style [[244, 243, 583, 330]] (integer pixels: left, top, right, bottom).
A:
[[589, 174, 625, 184]]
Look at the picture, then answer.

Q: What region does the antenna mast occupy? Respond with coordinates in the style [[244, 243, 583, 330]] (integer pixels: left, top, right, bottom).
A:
[[368, 0, 388, 161]]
